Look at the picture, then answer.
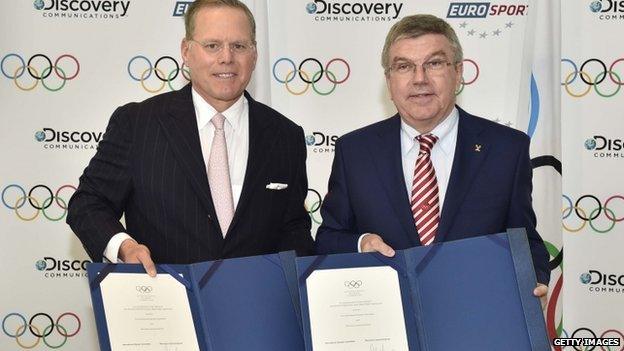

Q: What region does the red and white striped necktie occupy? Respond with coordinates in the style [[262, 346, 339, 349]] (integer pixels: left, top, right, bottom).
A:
[[410, 134, 440, 246]]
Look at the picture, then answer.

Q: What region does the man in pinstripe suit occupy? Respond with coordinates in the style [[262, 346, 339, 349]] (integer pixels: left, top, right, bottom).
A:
[[67, 0, 313, 275]]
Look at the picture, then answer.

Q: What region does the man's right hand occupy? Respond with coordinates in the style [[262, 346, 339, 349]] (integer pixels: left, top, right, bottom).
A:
[[360, 233, 395, 257], [119, 239, 157, 277]]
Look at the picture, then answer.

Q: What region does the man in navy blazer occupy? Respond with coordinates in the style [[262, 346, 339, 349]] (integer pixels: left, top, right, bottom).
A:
[[315, 15, 549, 299], [67, 0, 313, 275]]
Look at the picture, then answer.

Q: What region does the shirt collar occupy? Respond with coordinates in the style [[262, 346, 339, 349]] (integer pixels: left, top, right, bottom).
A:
[[191, 87, 246, 131], [400, 107, 459, 156]]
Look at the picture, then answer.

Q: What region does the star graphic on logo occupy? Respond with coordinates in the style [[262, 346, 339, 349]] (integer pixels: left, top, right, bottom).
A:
[[493, 29, 502, 36], [467, 29, 476, 36], [479, 32, 488, 39], [505, 21, 514, 28], [459, 21, 468, 28]]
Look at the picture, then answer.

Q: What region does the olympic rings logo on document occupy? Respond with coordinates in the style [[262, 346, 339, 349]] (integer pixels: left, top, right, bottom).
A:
[[127, 55, 190, 93], [1, 184, 76, 222], [1, 53, 80, 91], [562, 194, 624, 233], [2, 312, 81, 349], [455, 58, 479, 95], [272, 57, 350, 95], [561, 58, 624, 98]]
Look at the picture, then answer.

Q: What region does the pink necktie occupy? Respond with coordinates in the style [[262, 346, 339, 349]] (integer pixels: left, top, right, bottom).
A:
[[411, 134, 440, 246], [208, 113, 234, 237]]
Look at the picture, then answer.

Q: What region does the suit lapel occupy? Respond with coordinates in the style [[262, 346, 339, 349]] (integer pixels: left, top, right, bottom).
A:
[[437, 107, 488, 242], [227, 92, 276, 236], [370, 115, 420, 246], [157, 85, 220, 234]]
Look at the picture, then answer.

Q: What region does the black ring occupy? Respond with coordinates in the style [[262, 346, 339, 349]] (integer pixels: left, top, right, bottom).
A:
[[27, 54, 53, 80], [580, 58, 607, 86], [298, 58, 323, 84], [28, 184, 53, 210], [570, 327, 597, 351], [574, 194, 601, 221], [154, 56, 179, 82], [307, 188, 322, 213], [29, 313, 54, 338]]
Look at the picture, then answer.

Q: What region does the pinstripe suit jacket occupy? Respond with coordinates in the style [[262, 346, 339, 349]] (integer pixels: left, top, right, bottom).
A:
[[67, 85, 313, 263]]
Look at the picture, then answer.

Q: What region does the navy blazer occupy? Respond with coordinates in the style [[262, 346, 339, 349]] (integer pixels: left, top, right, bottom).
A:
[[67, 85, 313, 263], [315, 107, 550, 285]]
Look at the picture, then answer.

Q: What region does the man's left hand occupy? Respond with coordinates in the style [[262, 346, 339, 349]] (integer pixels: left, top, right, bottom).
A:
[[533, 283, 548, 310]]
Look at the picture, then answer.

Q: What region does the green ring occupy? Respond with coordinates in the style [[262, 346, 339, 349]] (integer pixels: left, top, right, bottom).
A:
[[455, 77, 465, 96], [588, 207, 616, 233], [41, 196, 67, 221], [311, 70, 337, 96], [167, 68, 190, 91], [41, 66, 67, 92], [42, 324, 67, 349], [594, 70, 621, 97]]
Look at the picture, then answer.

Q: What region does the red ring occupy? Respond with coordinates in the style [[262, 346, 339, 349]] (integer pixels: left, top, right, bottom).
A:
[[608, 58, 624, 86], [55, 312, 81, 337], [54, 54, 80, 80], [55, 185, 77, 209], [462, 58, 479, 85], [324, 58, 350, 84], [603, 195, 624, 222]]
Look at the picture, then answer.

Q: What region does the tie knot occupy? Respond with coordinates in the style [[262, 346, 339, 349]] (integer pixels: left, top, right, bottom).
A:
[[211, 113, 226, 130], [416, 134, 438, 154]]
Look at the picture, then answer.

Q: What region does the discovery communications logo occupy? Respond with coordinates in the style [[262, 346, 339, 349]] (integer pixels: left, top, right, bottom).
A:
[[589, 0, 624, 21], [33, 0, 130, 19], [306, 0, 404, 22]]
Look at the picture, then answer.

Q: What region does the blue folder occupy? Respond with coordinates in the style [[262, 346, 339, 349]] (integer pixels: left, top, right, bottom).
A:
[[296, 228, 550, 351], [88, 251, 305, 351]]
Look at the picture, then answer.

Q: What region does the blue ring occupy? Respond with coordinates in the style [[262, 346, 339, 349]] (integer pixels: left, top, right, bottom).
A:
[[127, 55, 152, 82], [561, 58, 578, 86], [1, 54, 25, 79], [272, 58, 296, 83], [2, 313, 27, 337], [2, 184, 26, 210], [562, 194, 573, 219]]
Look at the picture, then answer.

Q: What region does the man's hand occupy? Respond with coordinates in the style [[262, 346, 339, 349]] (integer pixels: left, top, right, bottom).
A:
[[533, 283, 548, 310], [119, 239, 157, 277], [360, 233, 395, 257]]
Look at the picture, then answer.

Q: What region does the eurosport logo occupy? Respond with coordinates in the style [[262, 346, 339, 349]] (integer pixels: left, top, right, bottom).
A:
[[2, 184, 76, 222], [306, 132, 338, 153], [127, 55, 190, 93], [172, 1, 192, 16], [584, 136, 624, 159], [33, 0, 130, 19], [561, 58, 623, 98], [35, 127, 103, 150], [1, 53, 79, 91], [446, 3, 527, 41], [305, 0, 404, 22], [553, 327, 623, 350], [35, 257, 90, 279], [579, 270, 624, 295], [305, 188, 323, 225], [589, 0, 624, 21], [2, 312, 81, 349], [562, 194, 623, 233], [273, 57, 350, 96]]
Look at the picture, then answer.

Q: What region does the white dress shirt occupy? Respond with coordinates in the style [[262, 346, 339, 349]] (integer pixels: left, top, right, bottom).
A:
[[103, 88, 250, 262], [358, 108, 459, 251]]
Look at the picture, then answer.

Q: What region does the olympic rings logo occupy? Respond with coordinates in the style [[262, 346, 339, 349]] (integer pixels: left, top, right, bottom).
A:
[[1, 53, 80, 91], [2, 312, 81, 349], [561, 58, 624, 98], [562, 194, 624, 233], [127, 55, 190, 93], [272, 57, 350, 95], [305, 188, 323, 225], [558, 327, 623, 351], [1, 184, 76, 222], [344, 280, 363, 288], [136, 285, 153, 293], [455, 58, 479, 95]]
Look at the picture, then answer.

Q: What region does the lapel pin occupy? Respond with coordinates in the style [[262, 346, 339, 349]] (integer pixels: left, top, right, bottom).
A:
[[474, 144, 482, 152]]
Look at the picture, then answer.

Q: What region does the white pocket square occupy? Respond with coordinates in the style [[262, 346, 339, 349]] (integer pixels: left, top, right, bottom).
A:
[[266, 183, 288, 190]]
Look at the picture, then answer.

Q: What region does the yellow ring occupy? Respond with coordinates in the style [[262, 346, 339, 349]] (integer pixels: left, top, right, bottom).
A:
[[15, 324, 41, 349], [284, 70, 310, 95], [562, 206, 587, 233], [140, 67, 166, 93], [14, 196, 40, 221], [564, 71, 592, 98], [13, 66, 39, 91]]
